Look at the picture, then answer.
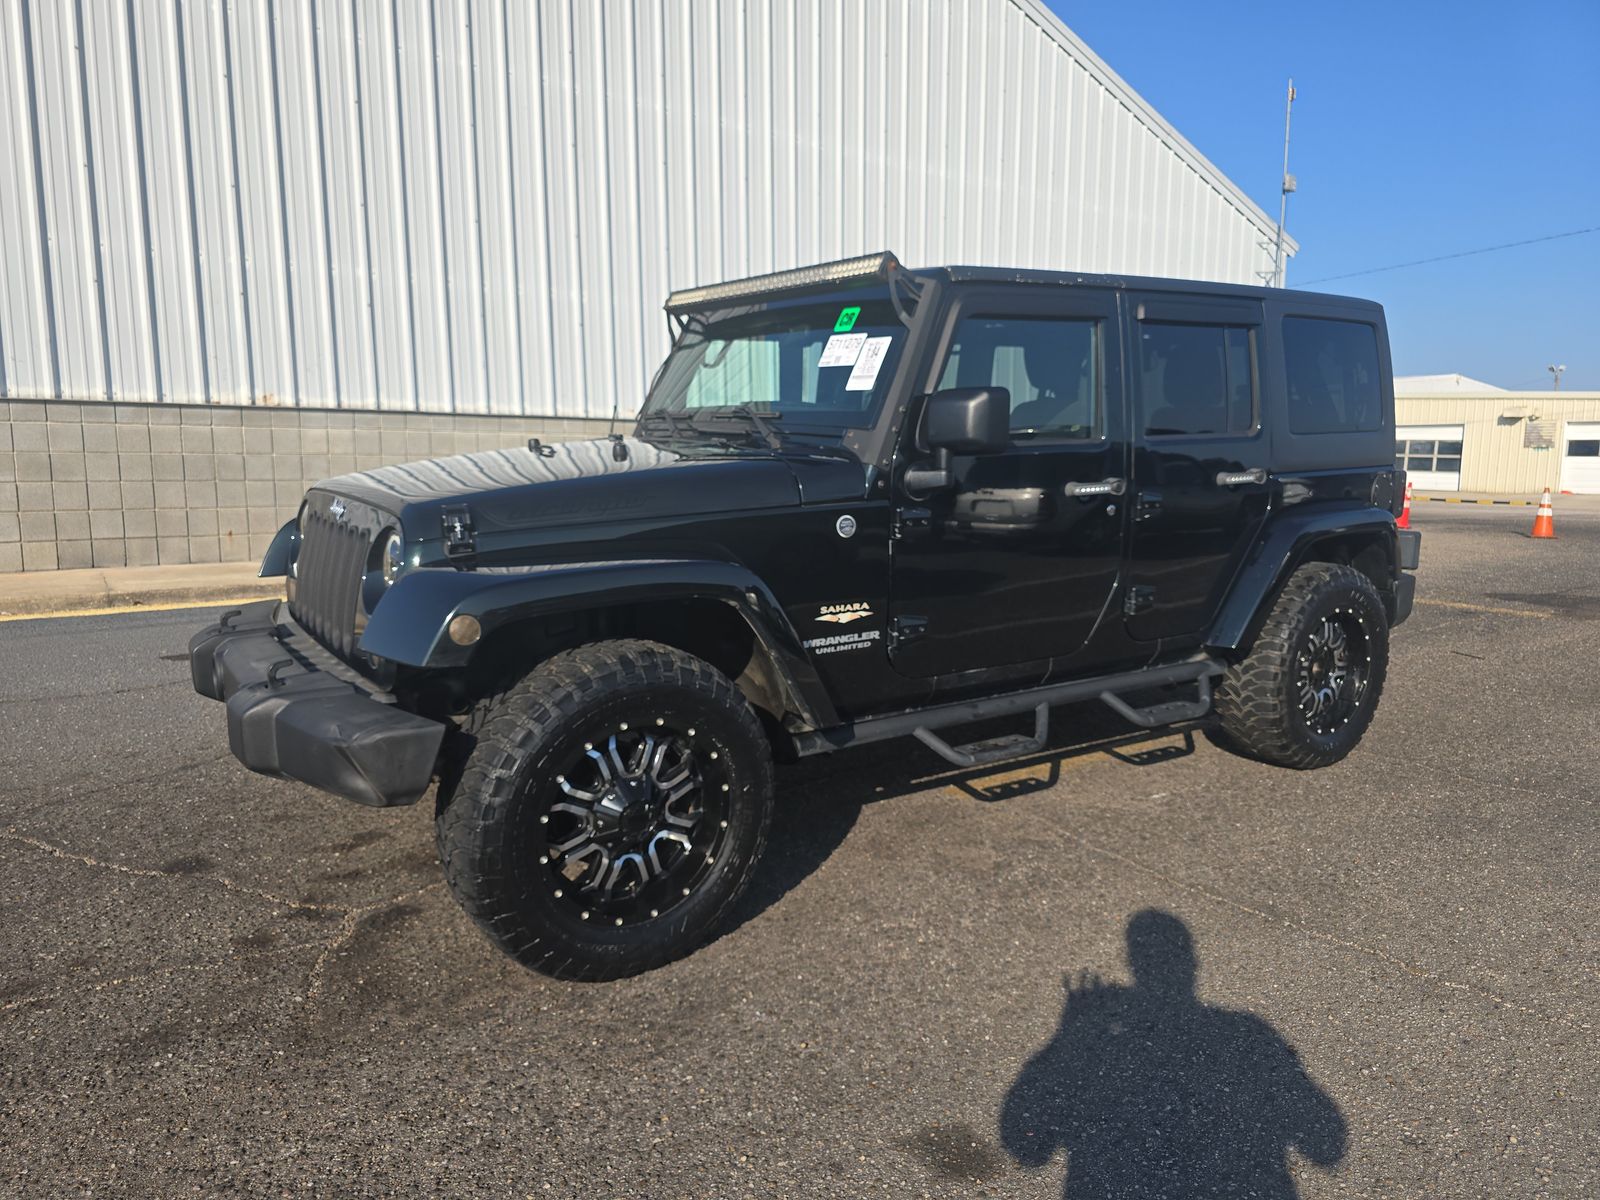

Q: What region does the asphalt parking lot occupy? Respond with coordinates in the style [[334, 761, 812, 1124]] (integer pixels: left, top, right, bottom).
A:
[[2, 503, 1596, 1198]]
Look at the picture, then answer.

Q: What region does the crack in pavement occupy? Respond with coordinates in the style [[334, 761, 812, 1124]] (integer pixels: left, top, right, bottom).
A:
[[303, 881, 446, 1003], [1, 938, 329, 1014], [2, 827, 341, 913], [0, 678, 192, 706], [1054, 825, 1590, 1033], [1, 827, 444, 1014], [1369, 748, 1585, 803], [962, 741, 1592, 1030], [1, 754, 237, 818]]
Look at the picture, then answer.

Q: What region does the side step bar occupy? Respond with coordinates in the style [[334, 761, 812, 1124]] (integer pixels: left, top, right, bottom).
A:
[[1099, 672, 1214, 729], [914, 703, 1050, 768], [793, 655, 1226, 764]]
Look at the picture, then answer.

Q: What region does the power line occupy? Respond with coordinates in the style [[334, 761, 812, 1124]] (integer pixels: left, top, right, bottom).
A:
[[1297, 226, 1600, 286]]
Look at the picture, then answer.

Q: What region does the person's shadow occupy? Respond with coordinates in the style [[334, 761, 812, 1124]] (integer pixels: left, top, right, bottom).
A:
[[1000, 911, 1347, 1198]]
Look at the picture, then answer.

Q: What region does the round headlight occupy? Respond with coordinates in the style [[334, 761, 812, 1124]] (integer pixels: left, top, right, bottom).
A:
[[381, 530, 404, 585]]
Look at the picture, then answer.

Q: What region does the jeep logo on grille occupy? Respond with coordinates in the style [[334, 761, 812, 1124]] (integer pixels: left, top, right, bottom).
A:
[[328, 498, 347, 521]]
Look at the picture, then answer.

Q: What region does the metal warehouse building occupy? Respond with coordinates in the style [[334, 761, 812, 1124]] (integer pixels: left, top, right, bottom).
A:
[[1396, 378, 1600, 495], [0, 0, 1294, 572]]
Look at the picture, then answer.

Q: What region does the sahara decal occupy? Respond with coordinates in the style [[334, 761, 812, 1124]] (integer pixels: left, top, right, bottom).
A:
[[816, 601, 873, 624]]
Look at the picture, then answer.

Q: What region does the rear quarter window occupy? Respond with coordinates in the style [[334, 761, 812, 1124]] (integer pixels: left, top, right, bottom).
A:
[[1283, 317, 1382, 435]]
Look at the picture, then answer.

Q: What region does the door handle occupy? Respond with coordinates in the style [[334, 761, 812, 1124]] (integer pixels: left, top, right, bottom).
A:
[[1216, 468, 1267, 487], [1064, 477, 1126, 498]]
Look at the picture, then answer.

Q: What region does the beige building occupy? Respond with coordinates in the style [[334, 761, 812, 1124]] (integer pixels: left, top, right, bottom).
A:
[[1395, 376, 1600, 495]]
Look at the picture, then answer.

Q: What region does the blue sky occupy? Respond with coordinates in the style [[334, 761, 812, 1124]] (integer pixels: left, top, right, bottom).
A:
[[1048, 1, 1599, 390]]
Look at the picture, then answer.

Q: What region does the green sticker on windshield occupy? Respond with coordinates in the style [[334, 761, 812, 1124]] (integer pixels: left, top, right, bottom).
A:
[[833, 306, 861, 332]]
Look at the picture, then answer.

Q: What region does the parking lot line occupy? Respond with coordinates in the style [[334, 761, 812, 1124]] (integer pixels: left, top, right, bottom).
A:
[[1414, 495, 1535, 506], [0, 597, 267, 624], [1415, 597, 1552, 619]]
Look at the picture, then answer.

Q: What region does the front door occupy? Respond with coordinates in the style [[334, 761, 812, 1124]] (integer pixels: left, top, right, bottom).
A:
[[889, 289, 1127, 677], [1125, 294, 1270, 641]]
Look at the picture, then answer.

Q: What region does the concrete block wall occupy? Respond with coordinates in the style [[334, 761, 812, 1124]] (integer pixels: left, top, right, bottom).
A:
[[0, 401, 614, 573]]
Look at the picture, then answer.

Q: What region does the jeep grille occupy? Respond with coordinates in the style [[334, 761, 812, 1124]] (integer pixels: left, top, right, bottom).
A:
[[290, 501, 377, 660]]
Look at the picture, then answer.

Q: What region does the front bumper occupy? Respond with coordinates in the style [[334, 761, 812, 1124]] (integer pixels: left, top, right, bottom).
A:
[[189, 600, 446, 807]]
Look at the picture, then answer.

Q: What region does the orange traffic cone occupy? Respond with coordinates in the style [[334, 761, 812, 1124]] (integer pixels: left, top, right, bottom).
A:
[[1530, 487, 1556, 539], [1397, 480, 1413, 530]]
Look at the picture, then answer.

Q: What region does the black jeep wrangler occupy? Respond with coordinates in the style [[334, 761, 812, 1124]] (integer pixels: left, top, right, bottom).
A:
[[191, 252, 1420, 980]]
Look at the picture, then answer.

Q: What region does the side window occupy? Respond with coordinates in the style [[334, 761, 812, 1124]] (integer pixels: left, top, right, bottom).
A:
[[1283, 317, 1382, 434], [1138, 322, 1255, 437], [936, 316, 1098, 440]]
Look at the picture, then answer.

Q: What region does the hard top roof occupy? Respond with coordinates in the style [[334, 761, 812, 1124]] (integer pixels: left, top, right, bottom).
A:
[[921, 263, 1380, 312], [662, 251, 1379, 317]]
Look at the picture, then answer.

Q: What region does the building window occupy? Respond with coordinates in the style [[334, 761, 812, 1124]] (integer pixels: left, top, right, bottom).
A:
[[1567, 439, 1600, 457], [1283, 317, 1382, 434], [1396, 436, 1463, 476]]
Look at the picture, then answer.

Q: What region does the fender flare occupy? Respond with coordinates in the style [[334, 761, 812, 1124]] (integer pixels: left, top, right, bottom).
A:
[[1207, 506, 1398, 653], [258, 519, 300, 577], [357, 558, 837, 729]]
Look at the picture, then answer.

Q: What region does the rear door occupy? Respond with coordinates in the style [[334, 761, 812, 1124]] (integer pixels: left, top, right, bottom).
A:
[[1125, 294, 1270, 641]]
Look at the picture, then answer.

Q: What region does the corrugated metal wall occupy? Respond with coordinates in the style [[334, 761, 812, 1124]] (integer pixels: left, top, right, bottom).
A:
[[1397, 394, 1600, 495], [0, 0, 1292, 419]]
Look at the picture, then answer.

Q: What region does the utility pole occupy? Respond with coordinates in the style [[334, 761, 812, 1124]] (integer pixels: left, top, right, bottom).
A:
[[1272, 79, 1297, 288], [1548, 364, 1566, 391]]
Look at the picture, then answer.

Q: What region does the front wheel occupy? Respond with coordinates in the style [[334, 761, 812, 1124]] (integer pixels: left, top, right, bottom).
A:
[[435, 640, 774, 980], [1212, 562, 1389, 769]]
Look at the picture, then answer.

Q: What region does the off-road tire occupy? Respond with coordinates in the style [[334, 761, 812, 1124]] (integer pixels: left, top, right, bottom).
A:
[[435, 639, 774, 980], [1212, 562, 1389, 769]]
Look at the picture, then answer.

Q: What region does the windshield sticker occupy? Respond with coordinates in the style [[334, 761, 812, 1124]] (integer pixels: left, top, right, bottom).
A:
[[818, 332, 867, 368], [844, 335, 893, 391], [833, 306, 861, 332]]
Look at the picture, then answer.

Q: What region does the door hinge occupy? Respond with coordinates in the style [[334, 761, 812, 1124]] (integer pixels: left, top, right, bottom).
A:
[[441, 503, 476, 558], [892, 506, 932, 539], [889, 615, 929, 649], [1124, 585, 1156, 616]]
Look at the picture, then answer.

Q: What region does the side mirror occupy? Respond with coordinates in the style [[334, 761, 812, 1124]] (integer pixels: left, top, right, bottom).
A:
[[903, 387, 1010, 493], [918, 387, 1011, 455]]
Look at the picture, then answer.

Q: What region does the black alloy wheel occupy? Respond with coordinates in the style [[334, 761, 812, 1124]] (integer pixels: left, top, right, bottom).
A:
[[436, 640, 774, 980], [538, 719, 730, 928], [1212, 562, 1390, 769], [1294, 607, 1373, 737]]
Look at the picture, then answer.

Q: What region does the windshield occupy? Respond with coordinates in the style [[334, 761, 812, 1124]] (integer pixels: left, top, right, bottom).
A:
[[638, 290, 907, 449]]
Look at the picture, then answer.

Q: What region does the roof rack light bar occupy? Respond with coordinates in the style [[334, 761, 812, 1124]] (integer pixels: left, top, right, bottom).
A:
[[664, 251, 903, 312]]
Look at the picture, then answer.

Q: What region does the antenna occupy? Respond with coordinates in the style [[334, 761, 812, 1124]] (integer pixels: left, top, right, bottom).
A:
[[1271, 79, 1297, 288]]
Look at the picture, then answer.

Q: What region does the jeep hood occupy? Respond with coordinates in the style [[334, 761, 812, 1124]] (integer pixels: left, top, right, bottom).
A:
[[311, 436, 865, 539]]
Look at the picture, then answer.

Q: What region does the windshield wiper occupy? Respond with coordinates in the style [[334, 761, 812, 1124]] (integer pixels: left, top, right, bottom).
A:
[[638, 410, 698, 437], [694, 404, 784, 452], [643, 405, 857, 462], [638, 409, 748, 454], [639, 410, 734, 446], [712, 407, 861, 461]]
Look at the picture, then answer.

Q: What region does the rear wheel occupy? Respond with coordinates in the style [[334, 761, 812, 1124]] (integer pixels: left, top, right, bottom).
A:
[[1212, 562, 1389, 769], [435, 640, 773, 980]]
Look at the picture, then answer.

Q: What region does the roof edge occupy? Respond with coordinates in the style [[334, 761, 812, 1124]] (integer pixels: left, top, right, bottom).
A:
[[1396, 391, 1600, 400], [1006, 0, 1298, 256]]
